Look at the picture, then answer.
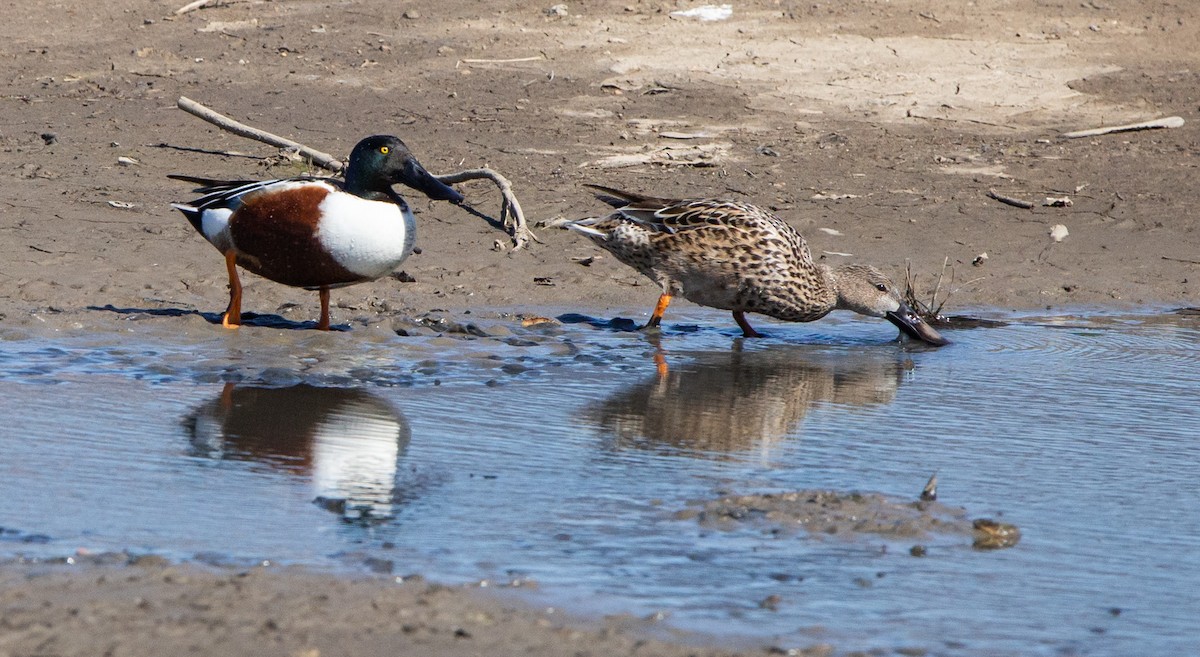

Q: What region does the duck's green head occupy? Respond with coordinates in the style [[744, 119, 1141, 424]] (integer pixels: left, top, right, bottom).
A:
[[346, 135, 464, 203]]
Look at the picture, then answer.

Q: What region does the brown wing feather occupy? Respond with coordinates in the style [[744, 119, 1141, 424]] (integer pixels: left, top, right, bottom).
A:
[[584, 183, 679, 208]]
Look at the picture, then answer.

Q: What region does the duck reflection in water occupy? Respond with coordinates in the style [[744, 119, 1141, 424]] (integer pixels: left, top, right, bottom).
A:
[[587, 346, 909, 460], [184, 383, 411, 522]]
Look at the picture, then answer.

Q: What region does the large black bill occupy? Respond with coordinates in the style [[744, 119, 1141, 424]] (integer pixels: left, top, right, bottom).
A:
[[885, 304, 950, 346], [402, 159, 464, 204]]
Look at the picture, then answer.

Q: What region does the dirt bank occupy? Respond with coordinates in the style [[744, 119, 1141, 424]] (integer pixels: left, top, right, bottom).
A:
[[2, 1, 1198, 654]]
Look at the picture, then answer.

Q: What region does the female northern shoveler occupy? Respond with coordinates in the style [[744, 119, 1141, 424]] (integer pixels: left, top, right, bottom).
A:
[[171, 135, 463, 330], [561, 184, 948, 346]]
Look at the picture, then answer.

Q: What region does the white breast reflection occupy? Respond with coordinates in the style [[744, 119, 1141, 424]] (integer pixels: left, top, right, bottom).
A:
[[184, 383, 410, 522], [586, 347, 910, 460]]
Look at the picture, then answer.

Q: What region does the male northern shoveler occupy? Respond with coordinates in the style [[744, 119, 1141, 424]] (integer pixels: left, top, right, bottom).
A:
[[560, 184, 948, 346], [171, 135, 463, 330]]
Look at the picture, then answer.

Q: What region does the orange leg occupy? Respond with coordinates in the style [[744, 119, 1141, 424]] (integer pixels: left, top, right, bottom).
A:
[[733, 311, 763, 338], [219, 381, 236, 410], [317, 286, 331, 331], [644, 293, 672, 329], [222, 250, 242, 329], [653, 351, 669, 377]]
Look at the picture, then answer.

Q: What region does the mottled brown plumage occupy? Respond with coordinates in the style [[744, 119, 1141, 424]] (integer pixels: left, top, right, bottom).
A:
[[562, 185, 947, 345]]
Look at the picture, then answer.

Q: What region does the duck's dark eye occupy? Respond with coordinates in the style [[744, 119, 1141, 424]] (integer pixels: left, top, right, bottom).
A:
[[875, 283, 888, 292], [380, 146, 390, 155]]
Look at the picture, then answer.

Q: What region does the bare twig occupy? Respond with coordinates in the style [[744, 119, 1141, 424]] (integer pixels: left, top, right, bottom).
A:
[[904, 259, 953, 324], [175, 0, 219, 15], [1162, 256, 1200, 265], [177, 96, 344, 171], [459, 56, 545, 64], [436, 168, 540, 248], [174, 96, 535, 249], [930, 256, 950, 315], [1061, 116, 1184, 139], [986, 189, 1034, 209]]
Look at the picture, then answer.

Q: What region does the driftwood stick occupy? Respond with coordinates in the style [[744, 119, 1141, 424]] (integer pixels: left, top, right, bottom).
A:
[[1162, 256, 1200, 265], [1061, 116, 1184, 139], [436, 168, 540, 248], [460, 56, 545, 64], [174, 96, 535, 249], [986, 189, 1034, 209], [175, 0, 218, 15], [178, 97, 343, 171]]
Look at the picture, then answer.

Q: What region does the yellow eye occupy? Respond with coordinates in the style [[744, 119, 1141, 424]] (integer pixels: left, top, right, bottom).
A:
[[380, 146, 390, 154]]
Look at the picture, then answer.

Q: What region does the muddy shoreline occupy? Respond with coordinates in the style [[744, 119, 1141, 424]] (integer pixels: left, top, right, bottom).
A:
[[0, 559, 789, 657], [3, 0, 1198, 654]]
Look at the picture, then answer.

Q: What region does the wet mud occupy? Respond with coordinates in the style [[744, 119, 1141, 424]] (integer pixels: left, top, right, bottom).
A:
[[676, 490, 1020, 550]]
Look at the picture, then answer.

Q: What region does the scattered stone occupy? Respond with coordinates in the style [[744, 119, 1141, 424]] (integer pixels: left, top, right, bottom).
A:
[[363, 557, 394, 574], [520, 315, 559, 327], [971, 519, 1021, 549], [758, 594, 782, 610]]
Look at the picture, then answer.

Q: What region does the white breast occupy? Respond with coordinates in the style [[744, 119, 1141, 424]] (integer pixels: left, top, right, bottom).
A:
[[315, 192, 416, 279], [310, 399, 409, 517]]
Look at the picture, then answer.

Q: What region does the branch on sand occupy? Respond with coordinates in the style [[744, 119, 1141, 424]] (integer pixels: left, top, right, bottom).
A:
[[986, 189, 1034, 210], [175, 96, 538, 249], [175, 0, 221, 15], [1061, 116, 1184, 140]]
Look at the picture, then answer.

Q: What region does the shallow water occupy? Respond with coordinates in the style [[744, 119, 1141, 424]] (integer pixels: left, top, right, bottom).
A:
[[1, 309, 1197, 656]]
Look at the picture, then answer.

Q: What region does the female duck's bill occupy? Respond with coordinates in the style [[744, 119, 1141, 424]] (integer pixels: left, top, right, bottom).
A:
[[171, 135, 461, 330], [885, 303, 949, 346]]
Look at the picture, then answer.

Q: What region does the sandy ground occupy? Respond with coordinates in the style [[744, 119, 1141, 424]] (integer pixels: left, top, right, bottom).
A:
[[0, 559, 794, 657], [1, 0, 1198, 653]]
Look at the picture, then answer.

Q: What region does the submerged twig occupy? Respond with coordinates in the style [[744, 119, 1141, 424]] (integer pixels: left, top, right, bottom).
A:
[[930, 256, 949, 316], [904, 258, 953, 324], [174, 96, 535, 249]]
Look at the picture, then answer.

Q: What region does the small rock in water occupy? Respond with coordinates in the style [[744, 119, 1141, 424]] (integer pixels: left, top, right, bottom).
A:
[[972, 518, 1021, 549], [758, 594, 782, 610]]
